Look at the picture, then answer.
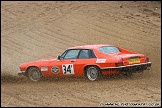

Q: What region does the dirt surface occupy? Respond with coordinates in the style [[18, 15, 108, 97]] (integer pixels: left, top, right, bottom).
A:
[[1, 1, 161, 107]]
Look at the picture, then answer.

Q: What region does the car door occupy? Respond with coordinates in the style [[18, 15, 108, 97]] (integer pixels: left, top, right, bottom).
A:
[[74, 49, 97, 76], [48, 49, 80, 77]]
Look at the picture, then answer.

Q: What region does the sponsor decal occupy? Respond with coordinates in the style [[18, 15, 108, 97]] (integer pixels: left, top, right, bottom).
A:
[[96, 59, 106, 63], [62, 64, 75, 74], [41, 66, 48, 71], [51, 66, 60, 74]]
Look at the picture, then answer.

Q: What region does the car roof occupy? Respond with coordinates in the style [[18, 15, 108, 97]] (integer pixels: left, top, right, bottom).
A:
[[68, 44, 114, 49]]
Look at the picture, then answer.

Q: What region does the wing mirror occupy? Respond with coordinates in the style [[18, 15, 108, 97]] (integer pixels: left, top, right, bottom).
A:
[[57, 56, 61, 60]]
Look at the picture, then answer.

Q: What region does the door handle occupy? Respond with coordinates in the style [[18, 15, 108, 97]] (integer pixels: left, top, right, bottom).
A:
[[71, 60, 76, 62]]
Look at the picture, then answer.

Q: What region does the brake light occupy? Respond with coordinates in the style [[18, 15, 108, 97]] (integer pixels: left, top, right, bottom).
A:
[[145, 56, 149, 62], [116, 58, 123, 66]]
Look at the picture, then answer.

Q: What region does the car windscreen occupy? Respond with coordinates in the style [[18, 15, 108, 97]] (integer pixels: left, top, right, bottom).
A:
[[99, 46, 120, 54]]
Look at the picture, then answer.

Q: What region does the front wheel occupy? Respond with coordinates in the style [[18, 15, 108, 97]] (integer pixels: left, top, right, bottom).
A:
[[27, 67, 42, 81], [86, 66, 101, 81]]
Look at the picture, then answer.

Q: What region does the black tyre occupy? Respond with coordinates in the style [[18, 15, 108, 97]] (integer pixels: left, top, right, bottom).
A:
[[27, 67, 42, 81], [86, 66, 101, 81]]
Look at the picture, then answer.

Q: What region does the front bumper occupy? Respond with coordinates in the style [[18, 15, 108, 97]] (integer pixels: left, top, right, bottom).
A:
[[18, 71, 26, 76], [101, 62, 152, 72]]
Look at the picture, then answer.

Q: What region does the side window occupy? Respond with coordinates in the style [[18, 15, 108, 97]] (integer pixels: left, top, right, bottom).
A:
[[99, 46, 120, 54], [78, 50, 89, 59], [89, 50, 97, 58], [60, 50, 68, 60], [63, 49, 80, 59]]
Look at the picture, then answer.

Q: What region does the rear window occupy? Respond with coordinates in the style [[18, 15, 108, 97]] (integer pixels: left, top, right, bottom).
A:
[[99, 46, 120, 54]]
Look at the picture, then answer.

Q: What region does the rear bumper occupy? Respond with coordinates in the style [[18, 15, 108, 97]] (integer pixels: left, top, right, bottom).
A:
[[18, 71, 26, 76], [100, 62, 152, 71]]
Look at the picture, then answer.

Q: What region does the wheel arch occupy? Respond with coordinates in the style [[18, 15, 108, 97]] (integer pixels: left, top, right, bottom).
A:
[[84, 65, 101, 76], [26, 66, 41, 75]]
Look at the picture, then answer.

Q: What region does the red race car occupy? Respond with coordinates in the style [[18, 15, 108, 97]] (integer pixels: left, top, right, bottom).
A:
[[18, 44, 152, 81]]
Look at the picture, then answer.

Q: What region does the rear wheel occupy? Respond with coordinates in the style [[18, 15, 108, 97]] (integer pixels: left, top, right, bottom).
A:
[[86, 66, 101, 81], [27, 67, 42, 81]]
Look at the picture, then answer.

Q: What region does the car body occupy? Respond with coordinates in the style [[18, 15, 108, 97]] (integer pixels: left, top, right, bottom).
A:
[[18, 44, 152, 81]]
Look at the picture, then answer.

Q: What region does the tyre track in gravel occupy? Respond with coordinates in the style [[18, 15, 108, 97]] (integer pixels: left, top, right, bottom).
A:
[[23, 31, 65, 52], [114, 79, 161, 102], [1, 4, 42, 31], [1, 92, 44, 107], [1, 82, 50, 107], [50, 85, 100, 106], [1, 37, 42, 59], [74, 3, 160, 38], [33, 27, 84, 49], [1, 6, 17, 18], [42, 25, 89, 45], [68, 15, 158, 50], [73, 11, 160, 45], [1, 43, 37, 59], [19, 2, 90, 48], [2, 80, 100, 106], [73, 7, 160, 46], [36, 2, 88, 25], [2, 2, 83, 51]]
